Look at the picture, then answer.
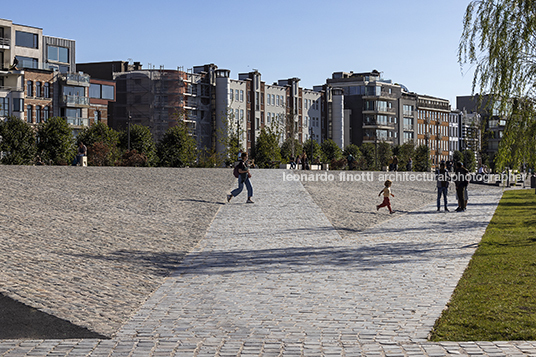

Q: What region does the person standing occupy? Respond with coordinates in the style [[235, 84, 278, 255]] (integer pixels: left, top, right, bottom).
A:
[[455, 162, 469, 212], [376, 180, 395, 214], [227, 152, 254, 203], [73, 142, 87, 166], [436, 162, 450, 211], [406, 157, 413, 171]]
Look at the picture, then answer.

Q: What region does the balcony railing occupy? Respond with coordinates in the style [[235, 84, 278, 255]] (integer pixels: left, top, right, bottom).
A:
[[363, 119, 396, 128], [0, 37, 10, 47], [62, 95, 89, 106], [62, 73, 90, 86], [66, 117, 89, 127]]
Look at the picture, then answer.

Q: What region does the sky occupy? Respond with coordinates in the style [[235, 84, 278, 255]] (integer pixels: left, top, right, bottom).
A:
[[3, 0, 476, 106]]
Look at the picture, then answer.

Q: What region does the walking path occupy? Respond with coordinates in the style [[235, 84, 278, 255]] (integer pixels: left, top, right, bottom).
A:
[[2, 170, 536, 356]]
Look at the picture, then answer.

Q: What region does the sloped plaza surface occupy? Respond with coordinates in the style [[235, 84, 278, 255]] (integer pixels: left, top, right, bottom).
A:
[[1, 167, 534, 356]]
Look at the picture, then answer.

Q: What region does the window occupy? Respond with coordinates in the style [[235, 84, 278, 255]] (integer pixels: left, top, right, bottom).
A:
[[235, 90, 239, 102], [44, 83, 50, 98], [16, 31, 38, 48], [26, 81, 33, 96], [230, 89, 234, 101], [26, 105, 32, 123], [89, 84, 114, 100], [0, 97, 9, 116], [13, 98, 23, 112], [36, 106, 41, 123], [35, 82, 42, 97], [47, 45, 69, 63], [94, 110, 100, 123], [43, 106, 49, 121], [267, 94, 271, 106], [240, 90, 244, 102]]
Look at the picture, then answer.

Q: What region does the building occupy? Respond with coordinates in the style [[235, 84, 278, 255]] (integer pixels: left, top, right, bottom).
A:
[[449, 109, 461, 157], [215, 69, 323, 156], [324, 70, 451, 166], [0, 18, 108, 136], [457, 94, 504, 159], [88, 78, 115, 126]]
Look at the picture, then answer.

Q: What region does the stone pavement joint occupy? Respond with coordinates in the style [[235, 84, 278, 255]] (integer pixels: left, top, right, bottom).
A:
[[2, 169, 533, 356]]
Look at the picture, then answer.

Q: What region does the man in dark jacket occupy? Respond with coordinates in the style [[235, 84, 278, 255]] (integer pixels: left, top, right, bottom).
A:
[[455, 162, 469, 212]]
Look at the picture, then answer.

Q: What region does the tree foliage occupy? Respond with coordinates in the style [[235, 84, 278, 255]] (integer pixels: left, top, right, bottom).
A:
[[359, 143, 376, 170], [396, 141, 416, 171], [119, 124, 157, 166], [157, 123, 197, 167], [37, 116, 75, 165], [254, 126, 281, 168], [463, 149, 477, 172], [414, 144, 431, 172], [302, 138, 322, 164], [0, 116, 37, 165], [459, 0, 536, 170], [377, 141, 393, 169], [76, 121, 120, 166], [320, 139, 342, 163], [280, 137, 303, 162]]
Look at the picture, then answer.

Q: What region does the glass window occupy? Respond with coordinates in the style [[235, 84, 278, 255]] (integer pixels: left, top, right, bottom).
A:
[[89, 84, 100, 98], [63, 86, 85, 96], [102, 85, 114, 100], [230, 89, 233, 101], [240, 90, 244, 102], [16, 56, 38, 69], [47, 45, 69, 63], [0, 97, 9, 117], [26, 105, 32, 123], [35, 82, 42, 97], [13, 98, 23, 112], [16, 31, 38, 48], [44, 83, 50, 98], [43, 106, 49, 121], [36, 106, 41, 123], [26, 80, 33, 96]]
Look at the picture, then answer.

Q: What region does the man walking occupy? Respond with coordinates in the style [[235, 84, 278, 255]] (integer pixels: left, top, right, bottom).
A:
[[454, 162, 469, 212], [227, 152, 254, 203], [436, 162, 450, 211]]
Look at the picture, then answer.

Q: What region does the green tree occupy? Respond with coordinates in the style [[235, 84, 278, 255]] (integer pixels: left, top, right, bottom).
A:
[[343, 144, 362, 170], [119, 124, 157, 166], [157, 123, 197, 167], [320, 139, 342, 163], [37, 117, 75, 165], [414, 144, 431, 172], [302, 138, 322, 165], [280, 137, 302, 163], [377, 141, 393, 169], [459, 0, 536, 170], [76, 122, 120, 166], [397, 141, 416, 171], [254, 126, 281, 168], [359, 143, 376, 170], [463, 149, 477, 172], [0, 116, 37, 165], [453, 150, 463, 164]]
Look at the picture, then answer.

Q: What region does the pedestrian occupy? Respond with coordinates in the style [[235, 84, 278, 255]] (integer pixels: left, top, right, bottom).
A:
[[376, 179, 394, 214], [302, 152, 308, 170], [73, 142, 87, 166], [406, 157, 413, 172], [392, 155, 399, 171], [454, 162, 469, 212], [227, 152, 254, 204], [436, 162, 450, 211]]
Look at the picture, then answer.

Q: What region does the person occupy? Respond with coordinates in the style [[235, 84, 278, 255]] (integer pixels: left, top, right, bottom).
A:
[[406, 157, 413, 172], [290, 156, 296, 169], [376, 179, 395, 214], [227, 152, 254, 204], [436, 162, 450, 211], [454, 162, 469, 212], [347, 153, 355, 170], [73, 142, 87, 166], [392, 155, 399, 171], [302, 152, 308, 170]]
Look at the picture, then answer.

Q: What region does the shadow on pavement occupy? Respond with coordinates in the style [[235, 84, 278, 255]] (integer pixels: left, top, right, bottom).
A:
[[0, 293, 108, 339]]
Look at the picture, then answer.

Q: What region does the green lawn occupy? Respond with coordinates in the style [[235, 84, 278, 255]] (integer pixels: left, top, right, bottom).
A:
[[430, 189, 536, 341]]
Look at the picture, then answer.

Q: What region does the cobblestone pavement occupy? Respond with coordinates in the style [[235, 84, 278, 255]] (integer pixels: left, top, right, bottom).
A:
[[2, 169, 535, 356]]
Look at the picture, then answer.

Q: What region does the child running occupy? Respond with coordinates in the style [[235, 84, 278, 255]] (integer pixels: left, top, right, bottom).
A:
[[376, 179, 395, 214]]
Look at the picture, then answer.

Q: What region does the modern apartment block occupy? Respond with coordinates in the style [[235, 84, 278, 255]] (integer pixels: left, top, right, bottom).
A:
[[457, 94, 504, 158], [0, 18, 110, 135], [215, 69, 323, 155]]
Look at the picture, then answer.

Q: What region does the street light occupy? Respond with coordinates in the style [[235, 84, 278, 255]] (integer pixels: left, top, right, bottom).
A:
[[310, 126, 314, 170]]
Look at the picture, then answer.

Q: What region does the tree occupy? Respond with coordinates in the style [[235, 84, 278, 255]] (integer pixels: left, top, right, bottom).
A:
[[254, 126, 281, 168], [0, 116, 37, 165], [396, 141, 416, 171], [320, 139, 342, 163], [302, 138, 322, 165], [157, 123, 197, 167], [343, 144, 362, 170], [459, 0, 536, 170], [37, 117, 75, 165], [76, 122, 120, 166], [359, 143, 376, 170], [119, 124, 157, 166], [463, 149, 477, 172], [377, 141, 393, 169], [280, 137, 302, 163], [414, 144, 431, 172], [453, 150, 463, 164]]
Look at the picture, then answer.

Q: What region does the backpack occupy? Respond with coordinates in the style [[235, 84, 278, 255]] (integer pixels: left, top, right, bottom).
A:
[[233, 164, 240, 178]]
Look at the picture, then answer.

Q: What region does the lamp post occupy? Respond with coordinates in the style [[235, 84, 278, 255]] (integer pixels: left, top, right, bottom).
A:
[[128, 112, 131, 151], [310, 126, 314, 170]]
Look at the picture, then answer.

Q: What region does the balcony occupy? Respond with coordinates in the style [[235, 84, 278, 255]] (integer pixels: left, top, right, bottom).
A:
[[362, 93, 398, 101], [362, 107, 396, 115], [362, 118, 396, 129], [362, 135, 394, 143], [0, 85, 24, 94], [61, 73, 90, 87], [62, 95, 90, 107], [66, 117, 89, 127], [0, 37, 10, 49]]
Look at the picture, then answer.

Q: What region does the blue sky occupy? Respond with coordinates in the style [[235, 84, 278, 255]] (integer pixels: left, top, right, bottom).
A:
[[3, 0, 475, 106]]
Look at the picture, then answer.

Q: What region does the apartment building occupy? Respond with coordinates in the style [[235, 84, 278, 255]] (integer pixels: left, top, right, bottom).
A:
[[415, 95, 451, 166], [23, 68, 54, 125], [88, 78, 115, 126], [449, 110, 461, 156], [215, 69, 323, 156]]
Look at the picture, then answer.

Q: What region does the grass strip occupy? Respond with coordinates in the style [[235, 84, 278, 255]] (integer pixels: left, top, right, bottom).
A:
[[430, 189, 536, 341]]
